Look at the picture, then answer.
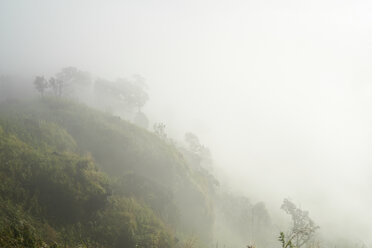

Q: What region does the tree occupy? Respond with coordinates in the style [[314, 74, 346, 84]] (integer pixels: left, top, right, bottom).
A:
[[184, 132, 212, 168], [116, 77, 149, 112], [281, 199, 319, 248], [153, 123, 167, 139], [93, 76, 149, 116], [56, 67, 91, 86], [33, 76, 48, 96], [184, 132, 202, 153], [132, 74, 149, 111], [55, 67, 91, 97], [48, 77, 64, 97]]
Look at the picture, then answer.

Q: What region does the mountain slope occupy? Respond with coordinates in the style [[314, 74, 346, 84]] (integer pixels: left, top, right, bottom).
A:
[[0, 97, 216, 247]]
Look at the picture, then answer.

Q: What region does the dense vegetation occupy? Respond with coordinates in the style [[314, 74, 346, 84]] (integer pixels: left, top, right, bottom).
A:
[[0, 97, 225, 247], [1, 69, 330, 248], [1, 72, 365, 248]]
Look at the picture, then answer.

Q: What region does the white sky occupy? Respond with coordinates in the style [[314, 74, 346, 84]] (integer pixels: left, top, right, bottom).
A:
[[1, 0, 372, 243]]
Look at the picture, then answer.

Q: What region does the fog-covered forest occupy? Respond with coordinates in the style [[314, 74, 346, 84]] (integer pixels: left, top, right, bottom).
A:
[[1, 1, 372, 248]]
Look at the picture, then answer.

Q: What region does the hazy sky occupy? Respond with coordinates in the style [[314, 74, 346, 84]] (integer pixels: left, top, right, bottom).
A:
[[1, 0, 372, 243]]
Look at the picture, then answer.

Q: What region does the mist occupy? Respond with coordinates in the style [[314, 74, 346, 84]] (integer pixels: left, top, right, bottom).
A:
[[1, 0, 372, 246]]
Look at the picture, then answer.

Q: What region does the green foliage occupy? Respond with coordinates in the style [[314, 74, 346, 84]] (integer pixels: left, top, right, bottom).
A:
[[0, 117, 77, 152], [114, 172, 179, 226], [0, 222, 48, 248], [0, 129, 110, 224], [278, 232, 295, 248], [91, 197, 174, 248], [0, 98, 187, 179], [0, 97, 216, 247], [0, 200, 59, 248]]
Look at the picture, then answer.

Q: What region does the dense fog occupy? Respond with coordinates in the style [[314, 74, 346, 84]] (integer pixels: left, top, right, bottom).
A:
[[1, 0, 372, 247]]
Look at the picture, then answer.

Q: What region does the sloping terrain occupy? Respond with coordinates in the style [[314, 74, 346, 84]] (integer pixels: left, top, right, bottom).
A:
[[0, 98, 215, 247]]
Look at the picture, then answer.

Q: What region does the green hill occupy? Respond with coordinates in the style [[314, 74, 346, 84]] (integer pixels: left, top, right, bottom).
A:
[[0, 97, 216, 248]]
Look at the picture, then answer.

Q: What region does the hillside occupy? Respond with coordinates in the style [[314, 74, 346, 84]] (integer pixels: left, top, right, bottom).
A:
[[0, 97, 217, 247]]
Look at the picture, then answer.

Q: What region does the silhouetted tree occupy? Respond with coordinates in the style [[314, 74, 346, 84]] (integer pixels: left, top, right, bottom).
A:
[[48, 77, 64, 97], [33, 76, 48, 96]]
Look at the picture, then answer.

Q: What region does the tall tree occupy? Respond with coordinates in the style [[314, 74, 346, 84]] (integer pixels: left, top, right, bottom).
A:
[[33, 76, 48, 96], [48, 77, 64, 97]]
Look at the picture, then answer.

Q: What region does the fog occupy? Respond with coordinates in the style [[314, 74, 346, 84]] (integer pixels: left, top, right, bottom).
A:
[[1, 0, 372, 245]]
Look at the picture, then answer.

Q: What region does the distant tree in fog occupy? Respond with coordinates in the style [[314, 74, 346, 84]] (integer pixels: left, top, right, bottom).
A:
[[56, 67, 91, 86], [48, 77, 64, 97], [184, 132, 212, 166], [33, 76, 48, 96], [131, 74, 148, 111], [32, 67, 91, 98], [55, 67, 91, 97], [281, 199, 319, 248], [116, 76, 149, 112], [153, 123, 167, 139], [93, 75, 149, 116], [184, 132, 201, 153]]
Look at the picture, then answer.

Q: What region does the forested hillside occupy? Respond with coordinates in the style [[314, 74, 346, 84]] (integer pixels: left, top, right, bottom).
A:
[[2, 0, 372, 246], [0, 96, 275, 248], [0, 97, 204, 247]]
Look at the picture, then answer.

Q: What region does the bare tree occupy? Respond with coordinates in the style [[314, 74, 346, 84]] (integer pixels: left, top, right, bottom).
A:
[[281, 199, 319, 248]]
